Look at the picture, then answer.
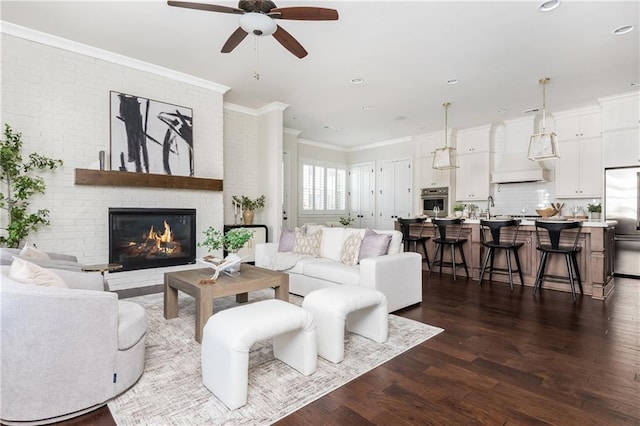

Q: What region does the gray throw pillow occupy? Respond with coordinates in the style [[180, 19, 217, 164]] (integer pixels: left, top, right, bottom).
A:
[[358, 228, 392, 262], [278, 229, 295, 252]]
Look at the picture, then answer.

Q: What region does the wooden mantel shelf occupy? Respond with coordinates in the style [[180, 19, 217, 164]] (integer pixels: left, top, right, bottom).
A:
[[74, 169, 223, 191]]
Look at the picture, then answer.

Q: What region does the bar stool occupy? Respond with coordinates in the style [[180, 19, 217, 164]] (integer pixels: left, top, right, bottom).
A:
[[479, 219, 524, 290], [429, 218, 469, 280], [397, 217, 430, 267], [533, 220, 583, 302]]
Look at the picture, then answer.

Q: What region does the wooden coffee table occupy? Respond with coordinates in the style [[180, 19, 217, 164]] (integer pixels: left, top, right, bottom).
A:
[[164, 264, 289, 343]]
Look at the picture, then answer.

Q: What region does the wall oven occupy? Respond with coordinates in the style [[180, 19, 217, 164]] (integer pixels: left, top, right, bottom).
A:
[[421, 187, 449, 217]]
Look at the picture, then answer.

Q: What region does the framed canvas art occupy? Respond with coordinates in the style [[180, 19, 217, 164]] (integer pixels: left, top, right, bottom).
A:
[[110, 91, 194, 176]]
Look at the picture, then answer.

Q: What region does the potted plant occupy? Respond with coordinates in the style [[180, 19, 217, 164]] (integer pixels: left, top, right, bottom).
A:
[[0, 124, 63, 248], [453, 203, 465, 218], [198, 227, 253, 275], [232, 195, 266, 225], [339, 216, 355, 227], [587, 202, 602, 221]]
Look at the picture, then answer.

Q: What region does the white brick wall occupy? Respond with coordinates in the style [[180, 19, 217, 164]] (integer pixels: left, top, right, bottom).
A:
[[1, 34, 225, 289]]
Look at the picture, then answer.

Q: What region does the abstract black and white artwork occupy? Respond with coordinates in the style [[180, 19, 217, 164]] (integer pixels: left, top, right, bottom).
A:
[[110, 91, 194, 176]]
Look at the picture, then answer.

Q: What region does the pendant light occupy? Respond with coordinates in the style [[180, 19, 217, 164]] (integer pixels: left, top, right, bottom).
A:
[[433, 102, 458, 170], [527, 77, 559, 160]]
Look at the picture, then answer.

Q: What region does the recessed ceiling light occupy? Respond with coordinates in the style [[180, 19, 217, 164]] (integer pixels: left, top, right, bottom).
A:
[[497, 109, 508, 114], [446, 78, 459, 85], [350, 78, 364, 84], [361, 105, 373, 110], [538, 0, 560, 12], [612, 25, 635, 36], [323, 125, 341, 131]]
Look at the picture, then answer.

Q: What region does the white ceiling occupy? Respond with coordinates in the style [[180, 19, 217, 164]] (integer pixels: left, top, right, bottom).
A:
[[1, 1, 639, 148]]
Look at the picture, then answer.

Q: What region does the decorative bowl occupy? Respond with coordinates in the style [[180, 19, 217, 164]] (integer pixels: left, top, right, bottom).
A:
[[535, 208, 559, 218]]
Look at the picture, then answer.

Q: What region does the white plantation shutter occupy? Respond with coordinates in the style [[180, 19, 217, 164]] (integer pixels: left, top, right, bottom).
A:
[[300, 160, 346, 214]]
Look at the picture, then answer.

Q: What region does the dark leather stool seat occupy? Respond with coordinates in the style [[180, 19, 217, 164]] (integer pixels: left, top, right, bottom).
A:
[[533, 220, 583, 302], [429, 218, 469, 280], [397, 217, 430, 268], [479, 219, 525, 290]]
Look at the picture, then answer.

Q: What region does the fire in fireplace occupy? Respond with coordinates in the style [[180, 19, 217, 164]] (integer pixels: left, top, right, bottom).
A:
[[109, 208, 196, 271]]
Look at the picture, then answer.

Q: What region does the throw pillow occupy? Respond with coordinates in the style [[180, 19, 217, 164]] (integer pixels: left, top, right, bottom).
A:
[[358, 228, 392, 262], [293, 227, 321, 257], [341, 232, 362, 266], [19, 244, 50, 260], [8, 257, 68, 288], [278, 229, 295, 252]]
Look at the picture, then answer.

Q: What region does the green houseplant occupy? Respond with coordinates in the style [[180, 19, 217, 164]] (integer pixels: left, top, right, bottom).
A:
[[453, 203, 465, 218], [0, 124, 63, 248], [198, 227, 254, 254], [232, 195, 266, 225], [339, 216, 355, 227], [587, 202, 602, 220]]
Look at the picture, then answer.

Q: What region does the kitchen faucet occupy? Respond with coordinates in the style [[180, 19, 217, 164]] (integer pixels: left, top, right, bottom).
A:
[[487, 196, 495, 218]]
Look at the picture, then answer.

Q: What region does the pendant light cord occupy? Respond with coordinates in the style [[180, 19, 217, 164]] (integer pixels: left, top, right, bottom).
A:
[[443, 102, 450, 147]]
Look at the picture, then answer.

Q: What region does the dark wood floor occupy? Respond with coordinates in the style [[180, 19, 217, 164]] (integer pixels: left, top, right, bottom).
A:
[[54, 273, 640, 425]]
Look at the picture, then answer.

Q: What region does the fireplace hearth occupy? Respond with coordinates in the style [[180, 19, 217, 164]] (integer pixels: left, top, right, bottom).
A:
[[109, 208, 196, 271]]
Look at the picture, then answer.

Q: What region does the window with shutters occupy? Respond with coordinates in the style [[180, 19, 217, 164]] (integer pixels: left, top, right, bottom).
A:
[[300, 159, 347, 214]]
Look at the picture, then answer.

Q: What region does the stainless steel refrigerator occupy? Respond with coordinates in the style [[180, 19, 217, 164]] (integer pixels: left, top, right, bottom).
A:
[[605, 166, 640, 278]]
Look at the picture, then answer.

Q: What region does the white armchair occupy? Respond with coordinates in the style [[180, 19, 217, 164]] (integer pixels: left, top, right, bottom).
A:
[[0, 265, 146, 425]]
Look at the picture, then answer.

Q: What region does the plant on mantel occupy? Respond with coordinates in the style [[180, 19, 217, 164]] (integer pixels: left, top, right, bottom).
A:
[[0, 124, 63, 248], [232, 195, 266, 225]]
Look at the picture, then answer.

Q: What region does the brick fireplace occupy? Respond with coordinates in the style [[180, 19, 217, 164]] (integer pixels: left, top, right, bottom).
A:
[[109, 208, 197, 271]]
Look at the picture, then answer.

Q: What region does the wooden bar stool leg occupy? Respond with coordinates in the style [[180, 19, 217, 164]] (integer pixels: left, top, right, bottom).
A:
[[513, 248, 525, 286], [429, 244, 441, 278], [450, 244, 457, 280], [533, 252, 548, 295], [489, 250, 495, 282], [565, 253, 577, 302], [459, 244, 469, 278], [505, 248, 514, 291], [421, 240, 430, 268], [571, 253, 583, 294], [479, 246, 492, 285]]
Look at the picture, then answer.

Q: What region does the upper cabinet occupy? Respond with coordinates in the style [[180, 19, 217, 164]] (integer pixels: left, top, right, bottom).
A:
[[419, 156, 451, 188], [555, 110, 601, 141], [599, 92, 640, 167], [555, 137, 602, 198], [455, 125, 492, 202]]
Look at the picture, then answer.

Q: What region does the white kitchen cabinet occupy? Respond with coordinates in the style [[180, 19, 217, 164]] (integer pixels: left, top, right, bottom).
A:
[[603, 128, 640, 167], [348, 163, 376, 229], [555, 110, 601, 141], [600, 92, 640, 131], [455, 153, 490, 201], [555, 137, 602, 198], [419, 156, 451, 188], [456, 125, 491, 154], [379, 159, 413, 229]]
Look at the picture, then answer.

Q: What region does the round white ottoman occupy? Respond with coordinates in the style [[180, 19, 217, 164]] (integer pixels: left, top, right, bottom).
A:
[[302, 286, 388, 364], [201, 299, 317, 410]]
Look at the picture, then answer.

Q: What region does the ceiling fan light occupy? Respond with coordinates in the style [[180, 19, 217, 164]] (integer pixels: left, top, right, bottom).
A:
[[240, 12, 277, 36]]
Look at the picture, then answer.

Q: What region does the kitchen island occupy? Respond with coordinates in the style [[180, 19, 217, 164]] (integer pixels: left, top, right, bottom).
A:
[[403, 219, 616, 300]]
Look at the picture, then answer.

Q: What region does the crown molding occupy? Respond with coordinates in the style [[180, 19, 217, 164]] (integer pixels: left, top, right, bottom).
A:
[[298, 138, 348, 152], [598, 90, 640, 105], [224, 103, 259, 116], [284, 127, 302, 136], [1, 21, 230, 94], [257, 102, 289, 114], [347, 136, 413, 152]]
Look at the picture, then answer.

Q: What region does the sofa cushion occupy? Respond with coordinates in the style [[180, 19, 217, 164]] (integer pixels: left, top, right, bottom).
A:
[[319, 227, 346, 261], [8, 257, 68, 288], [19, 244, 50, 260], [294, 227, 321, 257], [278, 229, 295, 252], [117, 300, 147, 350], [341, 232, 362, 266], [358, 229, 392, 262], [303, 260, 360, 286]]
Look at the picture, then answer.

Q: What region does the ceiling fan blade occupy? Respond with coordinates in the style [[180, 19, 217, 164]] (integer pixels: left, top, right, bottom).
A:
[[167, 1, 245, 15], [272, 25, 308, 58], [270, 7, 338, 21], [221, 27, 249, 53]]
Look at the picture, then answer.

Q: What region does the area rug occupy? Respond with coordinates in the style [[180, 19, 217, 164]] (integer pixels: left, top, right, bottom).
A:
[[108, 289, 443, 425]]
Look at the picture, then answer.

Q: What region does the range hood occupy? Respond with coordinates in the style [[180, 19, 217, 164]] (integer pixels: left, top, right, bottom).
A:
[[491, 153, 549, 184]]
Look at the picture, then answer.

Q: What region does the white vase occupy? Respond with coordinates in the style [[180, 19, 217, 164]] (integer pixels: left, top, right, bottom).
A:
[[224, 253, 242, 275]]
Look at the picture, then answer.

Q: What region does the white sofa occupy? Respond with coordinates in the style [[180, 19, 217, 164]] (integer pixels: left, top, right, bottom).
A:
[[255, 226, 422, 313]]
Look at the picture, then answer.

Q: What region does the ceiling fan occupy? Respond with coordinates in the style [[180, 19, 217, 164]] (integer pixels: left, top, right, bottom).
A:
[[167, 0, 339, 58]]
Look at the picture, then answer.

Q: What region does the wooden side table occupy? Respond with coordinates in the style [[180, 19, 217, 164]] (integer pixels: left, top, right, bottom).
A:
[[82, 263, 122, 290]]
